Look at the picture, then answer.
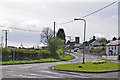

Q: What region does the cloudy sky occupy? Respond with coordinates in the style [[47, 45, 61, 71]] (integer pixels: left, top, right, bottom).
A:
[[0, 0, 118, 47]]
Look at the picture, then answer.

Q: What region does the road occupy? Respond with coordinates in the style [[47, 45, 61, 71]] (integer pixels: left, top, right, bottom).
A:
[[1, 52, 119, 78]]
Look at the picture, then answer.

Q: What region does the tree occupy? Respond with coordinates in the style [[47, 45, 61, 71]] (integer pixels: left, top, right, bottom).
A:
[[112, 37, 117, 41], [47, 37, 65, 58], [40, 27, 54, 44], [98, 38, 107, 43], [97, 38, 109, 46], [56, 28, 66, 44]]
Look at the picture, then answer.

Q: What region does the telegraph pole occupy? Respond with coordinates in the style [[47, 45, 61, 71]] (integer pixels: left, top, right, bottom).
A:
[[2, 30, 9, 48], [54, 22, 55, 38], [1, 31, 4, 48]]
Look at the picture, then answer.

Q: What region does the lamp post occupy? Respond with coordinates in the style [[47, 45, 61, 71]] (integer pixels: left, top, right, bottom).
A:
[[74, 18, 86, 64]]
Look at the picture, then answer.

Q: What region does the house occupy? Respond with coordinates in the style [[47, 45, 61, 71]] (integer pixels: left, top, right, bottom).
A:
[[79, 41, 88, 49], [74, 43, 81, 48], [90, 40, 101, 47], [106, 40, 120, 57], [79, 36, 96, 49], [87, 36, 96, 46]]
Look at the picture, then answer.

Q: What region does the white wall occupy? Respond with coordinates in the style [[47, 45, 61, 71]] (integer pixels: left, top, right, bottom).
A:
[[106, 45, 118, 56]]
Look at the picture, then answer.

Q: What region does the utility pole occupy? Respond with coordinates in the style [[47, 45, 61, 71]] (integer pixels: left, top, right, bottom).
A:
[[54, 22, 55, 38], [2, 30, 9, 48], [1, 36, 3, 47], [1, 31, 4, 48]]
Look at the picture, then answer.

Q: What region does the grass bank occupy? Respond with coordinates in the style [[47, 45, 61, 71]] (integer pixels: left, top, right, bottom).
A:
[[1, 54, 74, 65], [53, 60, 120, 72]]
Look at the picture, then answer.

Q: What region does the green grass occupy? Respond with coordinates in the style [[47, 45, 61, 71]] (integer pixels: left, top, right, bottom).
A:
[[53, 61, 120, 71], [0, 54, 74, 64]]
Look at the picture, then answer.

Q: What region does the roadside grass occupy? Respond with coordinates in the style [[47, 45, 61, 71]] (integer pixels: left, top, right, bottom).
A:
[[53, 61, 120, 71], [0, 53, 74, 65]]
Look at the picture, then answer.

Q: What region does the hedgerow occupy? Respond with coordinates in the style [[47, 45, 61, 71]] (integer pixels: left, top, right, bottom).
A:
[[2, 48, 50, 61]]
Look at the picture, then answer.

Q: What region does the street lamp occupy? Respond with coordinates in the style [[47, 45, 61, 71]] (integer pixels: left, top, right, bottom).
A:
[[74, 18, 86, 64]]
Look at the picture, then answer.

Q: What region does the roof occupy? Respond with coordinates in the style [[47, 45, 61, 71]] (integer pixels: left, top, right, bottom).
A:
[[107, 40, 120, 46], [91, 40, 101, 46], [74, 44, 81, 47], [88, 39, 96, 44]]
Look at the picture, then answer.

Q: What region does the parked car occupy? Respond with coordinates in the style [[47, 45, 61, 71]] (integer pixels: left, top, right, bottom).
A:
[[74, 48, 79, 52]]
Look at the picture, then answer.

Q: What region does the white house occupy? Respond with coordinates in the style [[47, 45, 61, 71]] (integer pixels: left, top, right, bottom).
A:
[[106, 40, 120, 56]]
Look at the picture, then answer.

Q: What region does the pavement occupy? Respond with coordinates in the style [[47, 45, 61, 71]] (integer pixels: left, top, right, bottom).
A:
[[1, 52, 119, 78]]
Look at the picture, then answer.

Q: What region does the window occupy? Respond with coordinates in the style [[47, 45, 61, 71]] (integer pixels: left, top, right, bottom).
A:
[[115, 46, 116, 50], [109, 47, 110, 50], [112, 47, 113, 50]]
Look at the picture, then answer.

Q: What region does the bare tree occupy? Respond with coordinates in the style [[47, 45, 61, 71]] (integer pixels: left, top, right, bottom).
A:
[[40, 27, 54, 44]]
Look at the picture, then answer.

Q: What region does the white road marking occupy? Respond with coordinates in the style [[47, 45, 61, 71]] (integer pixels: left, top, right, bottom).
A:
[[40, 70, 59, 74]]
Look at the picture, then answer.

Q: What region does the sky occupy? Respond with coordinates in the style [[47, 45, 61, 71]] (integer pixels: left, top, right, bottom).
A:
[[0, 0, 119, 48]]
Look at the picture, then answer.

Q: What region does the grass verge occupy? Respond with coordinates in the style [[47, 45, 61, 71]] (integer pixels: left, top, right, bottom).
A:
[[53, 60, 120, 72], [0, 53, 74, 65]]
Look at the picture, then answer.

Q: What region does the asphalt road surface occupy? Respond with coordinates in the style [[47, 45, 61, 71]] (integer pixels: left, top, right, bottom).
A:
[[1, 52, 119, 78]]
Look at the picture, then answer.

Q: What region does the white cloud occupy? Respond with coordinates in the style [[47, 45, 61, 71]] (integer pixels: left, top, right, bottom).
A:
[[112, 15, 117, 19], [0, 0, 117, 2], [0, 1, 118, 47], [0, 19, 13, 32], [20, 19, 43, 31]]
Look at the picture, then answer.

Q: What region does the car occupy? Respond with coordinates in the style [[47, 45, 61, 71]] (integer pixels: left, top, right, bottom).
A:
[[74, 48, 79, 52]]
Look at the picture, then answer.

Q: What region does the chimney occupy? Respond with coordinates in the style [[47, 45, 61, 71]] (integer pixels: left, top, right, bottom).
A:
[[75, 37, 80, 44], [93, 36, 95, 40]]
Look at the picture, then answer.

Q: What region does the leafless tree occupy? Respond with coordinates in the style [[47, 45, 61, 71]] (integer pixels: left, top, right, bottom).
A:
[[40, 27, 54, 44]]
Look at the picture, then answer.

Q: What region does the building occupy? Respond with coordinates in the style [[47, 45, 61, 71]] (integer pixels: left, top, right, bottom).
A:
[[75, 37, 80, 44], [87, 36, 96, 45], [74, 43, 81, 48], [106, 40, 120, 57], [90, 40, 101, 47], [79, 36, 96, 49]]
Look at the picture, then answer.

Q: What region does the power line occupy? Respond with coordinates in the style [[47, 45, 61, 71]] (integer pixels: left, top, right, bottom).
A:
[[80, 0, 119, 19], [57, 0, 119, 25], [0, 0, 118, 32], [0, 26, 41, 32], [56, 20, 75, 25]]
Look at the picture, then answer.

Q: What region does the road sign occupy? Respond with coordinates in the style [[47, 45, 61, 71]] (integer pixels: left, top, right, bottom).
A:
[[63, 48, 65, 52]]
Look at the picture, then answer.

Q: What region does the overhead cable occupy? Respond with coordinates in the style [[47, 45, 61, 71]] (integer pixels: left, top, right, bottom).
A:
[[57, 0, 119, 25]]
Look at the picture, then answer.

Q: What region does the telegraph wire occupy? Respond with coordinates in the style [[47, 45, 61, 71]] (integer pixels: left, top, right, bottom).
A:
[[57, 0, 119, 25], [0, 26, 41, 33], [56, 20, 75, 25], [79, 0, 119, 19], [0, 0, 119, 32]]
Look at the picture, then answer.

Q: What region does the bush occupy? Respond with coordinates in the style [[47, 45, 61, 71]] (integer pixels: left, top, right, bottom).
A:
[[47, 37, 65, 58], [2, 48, 50, 61], [56, 49, 63, 57], [2, 48, 11, 61]]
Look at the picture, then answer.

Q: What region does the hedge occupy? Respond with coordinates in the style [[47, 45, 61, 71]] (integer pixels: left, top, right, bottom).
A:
[[2, 48, 50, 61]]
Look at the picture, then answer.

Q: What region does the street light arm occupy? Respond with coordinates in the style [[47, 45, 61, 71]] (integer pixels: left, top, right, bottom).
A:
[[74, 18, 86, 22]]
